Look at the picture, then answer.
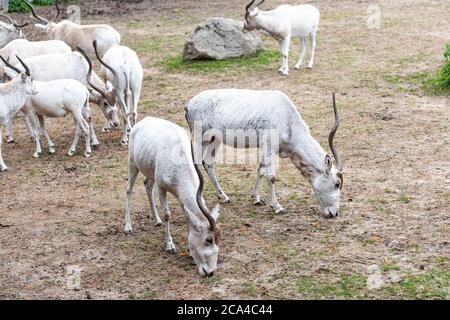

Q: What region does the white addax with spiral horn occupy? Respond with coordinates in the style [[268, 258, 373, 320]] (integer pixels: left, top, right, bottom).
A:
[[243, 0, 320, 75], [4, 49, 121, 135], [0, 55, 36, 171], [22, 0, 120, 58], [93, 40, 143, 145], [185, 89, 343, 218], [124, 117, 222, 277], [0, 39, 70, 82], [1, 55, 93, 159]]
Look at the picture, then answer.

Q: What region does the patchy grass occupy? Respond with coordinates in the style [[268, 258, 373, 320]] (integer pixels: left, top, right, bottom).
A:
[[378, 270, 450, 299], [243, 284, 258, 297], [163, 50, 280, 73], [296, 274, 367, 299], [398, 194, 413, 204], [382, 264, 401, 272]]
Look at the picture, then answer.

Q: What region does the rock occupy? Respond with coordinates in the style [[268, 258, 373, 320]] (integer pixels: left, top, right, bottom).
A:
[[183, 17, 262, 61]]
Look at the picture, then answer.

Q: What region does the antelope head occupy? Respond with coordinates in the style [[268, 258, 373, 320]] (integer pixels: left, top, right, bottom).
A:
[[0, 54, 37, 96], [22, 0, 62, 35], [0, 14, 28, 47], [76, 45, 120, 128], [311, 93, 343, 218], [243, 0, 265, 31], [186, 138, 222, 277]]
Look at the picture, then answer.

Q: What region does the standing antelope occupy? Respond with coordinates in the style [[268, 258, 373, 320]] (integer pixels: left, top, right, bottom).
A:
[[185, 89, 343, 218], [93, 40, 143, 145], [0, 55, 36, 171], [125, 117, 222, 277], [0, 39, 71, 81], [1, 38, 71, 142], [22, 0, 120, 59], [4, 50, 121, 137], [243, 0, 320, 75], [1, 55, 93, 158], [0, 13, 27, 48]]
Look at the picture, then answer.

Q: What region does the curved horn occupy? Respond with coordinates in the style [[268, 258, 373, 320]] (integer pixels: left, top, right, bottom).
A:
[[22, 0, 49, 24], [0, 14, 29, 28], [76, 45, 107, 98], [0, 55, 21, 75], [0, 13, 14, 24], [52, 0, 62, 22], [93, 40, 118, 80], [328, 93, 342, 171], [15, 55, 30, 76], [186, 113, 217, 231], [245, 0, 257, 13]]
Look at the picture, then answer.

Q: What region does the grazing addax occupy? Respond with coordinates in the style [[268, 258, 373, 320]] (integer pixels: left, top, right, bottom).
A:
[[0, 55, 36, 171], [93, 40, 143, 145], [0, 13, 27, 48], [185, 89, 343, 218], [125, 117, 222, 277], [243, 0, 320, 75], [22, 0, 120, 58], [1, 55, 93, 158]]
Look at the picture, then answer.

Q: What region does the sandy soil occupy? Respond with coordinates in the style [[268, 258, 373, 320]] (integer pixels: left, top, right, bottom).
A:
[[0, 0, 449, 299]]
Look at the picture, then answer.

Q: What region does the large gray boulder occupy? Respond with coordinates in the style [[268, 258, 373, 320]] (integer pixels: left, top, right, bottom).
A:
[[183, 17, 262, 61]]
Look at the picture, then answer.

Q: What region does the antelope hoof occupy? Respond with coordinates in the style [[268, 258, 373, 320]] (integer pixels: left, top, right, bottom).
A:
[[220, 195, 231, 204], [1, 166, 8, 172], [67, 149, 75, 156], [121, 140, 128, 146], [33, 152, 40, 158], [7, 139, 14, 144], [166, 243, 177, 254], [282, 71, 289, 76], [307, 65, 313, 69], [253, 199, 265, 206], [84, 151, 91, 158], [102, 127, 110, 133], [294, 65, 301, 70], [154, 220, 163, 227], [123, 225, 133, 235], [49, 147, 56, 154], [274, 207, 286, 215]]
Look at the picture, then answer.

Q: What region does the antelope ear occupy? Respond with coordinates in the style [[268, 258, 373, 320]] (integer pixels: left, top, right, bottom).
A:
[[34, 24, 46, 30], [249, 7, 259, 17], [183, 206, 203, 232], [324, 155, 333, 176], [211, 204, 221, 221]]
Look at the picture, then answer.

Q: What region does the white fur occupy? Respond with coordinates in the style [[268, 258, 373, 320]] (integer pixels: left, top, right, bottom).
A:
[[5, 52, 120, 133], [0, 39, 70, 80], [185, 89, 341, 217], [19, 79, 96, 159], [244, 3, 320, 75], [0, 20, 25, 49], [99, 45, 143, 145], [125, 117, 221, 277], [0, 71, 36, 171]]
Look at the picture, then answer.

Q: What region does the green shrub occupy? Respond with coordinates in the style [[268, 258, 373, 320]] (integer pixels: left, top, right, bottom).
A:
[[435, 44, 450, 90], [8, 0, 57, 13]]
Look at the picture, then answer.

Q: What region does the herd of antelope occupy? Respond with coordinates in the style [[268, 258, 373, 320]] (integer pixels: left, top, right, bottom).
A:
[[0, 0, 343, 277]]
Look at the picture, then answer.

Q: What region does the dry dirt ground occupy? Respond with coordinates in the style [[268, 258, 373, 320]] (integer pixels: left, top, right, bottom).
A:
[[0, 0, 449, 299]]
